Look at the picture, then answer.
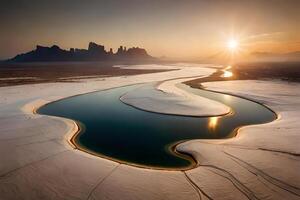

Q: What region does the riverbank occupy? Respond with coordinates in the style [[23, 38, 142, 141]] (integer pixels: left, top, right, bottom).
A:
[[0, 64, 299, 199]]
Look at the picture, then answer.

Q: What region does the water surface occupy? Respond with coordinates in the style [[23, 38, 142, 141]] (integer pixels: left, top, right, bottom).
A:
[[38, 83, 276, 169]]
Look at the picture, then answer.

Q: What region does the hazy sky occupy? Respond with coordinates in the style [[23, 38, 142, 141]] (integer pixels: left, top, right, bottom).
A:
[[1, 0, 300, 59]]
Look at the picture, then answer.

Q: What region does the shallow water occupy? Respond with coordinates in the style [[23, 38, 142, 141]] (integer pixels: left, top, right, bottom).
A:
[[38, 83, 276, 169]]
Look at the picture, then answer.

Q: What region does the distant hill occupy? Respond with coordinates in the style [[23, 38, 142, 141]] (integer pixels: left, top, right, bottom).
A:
[[8, 42, 155, 62]]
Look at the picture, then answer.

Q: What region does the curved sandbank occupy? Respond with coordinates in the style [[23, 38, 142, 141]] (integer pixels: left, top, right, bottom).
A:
[[120, 77, 231, 117]]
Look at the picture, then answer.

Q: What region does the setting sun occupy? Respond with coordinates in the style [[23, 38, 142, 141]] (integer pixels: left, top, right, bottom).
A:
[[227, 39, 239, 51]]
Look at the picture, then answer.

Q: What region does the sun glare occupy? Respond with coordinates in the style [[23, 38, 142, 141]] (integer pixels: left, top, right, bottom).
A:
[[222, 65, 233, 78], [227, 39, 239, 51], [208, 117, 219, 131], [223, 71, 233, 78]]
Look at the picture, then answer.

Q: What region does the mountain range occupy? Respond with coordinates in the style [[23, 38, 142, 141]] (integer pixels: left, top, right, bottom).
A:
[[8, 42, 155, 62]]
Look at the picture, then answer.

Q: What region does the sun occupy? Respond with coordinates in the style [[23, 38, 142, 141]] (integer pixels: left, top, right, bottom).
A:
[[227, 39, 239, 51]]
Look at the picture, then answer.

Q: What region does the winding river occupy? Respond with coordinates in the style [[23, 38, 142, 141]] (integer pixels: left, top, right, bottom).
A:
[[38, 82, 276, 169]]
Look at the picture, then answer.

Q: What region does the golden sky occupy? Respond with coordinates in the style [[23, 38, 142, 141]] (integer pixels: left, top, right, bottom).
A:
[[0, 0, 300, 59]]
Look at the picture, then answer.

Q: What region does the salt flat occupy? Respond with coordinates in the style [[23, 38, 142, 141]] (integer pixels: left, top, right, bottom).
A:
[[0, 64, 299, 200]]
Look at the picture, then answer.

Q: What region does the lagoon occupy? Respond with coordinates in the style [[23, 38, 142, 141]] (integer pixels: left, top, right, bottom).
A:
[[38, 83, 276, 169]]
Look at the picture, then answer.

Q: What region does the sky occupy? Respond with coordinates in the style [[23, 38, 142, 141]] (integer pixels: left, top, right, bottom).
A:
[[0, 0, 300, 60]]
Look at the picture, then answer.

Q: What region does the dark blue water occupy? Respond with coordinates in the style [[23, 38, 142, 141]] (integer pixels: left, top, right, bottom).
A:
[[38, 83, 276, 169]]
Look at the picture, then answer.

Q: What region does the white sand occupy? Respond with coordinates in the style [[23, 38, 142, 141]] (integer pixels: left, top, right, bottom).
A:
[[178, 80, 300, 200], [0, 64, 299, 199], [120, 77, 230, 116]]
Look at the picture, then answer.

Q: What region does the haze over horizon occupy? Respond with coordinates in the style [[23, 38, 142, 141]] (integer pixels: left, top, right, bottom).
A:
[[1, 0, 300, 60]]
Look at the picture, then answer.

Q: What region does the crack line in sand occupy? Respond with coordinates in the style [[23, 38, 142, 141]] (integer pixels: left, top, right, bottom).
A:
[[0, 149, 70, 178], [86, 164, 120, 200], [15, 138, 60, 147], [219, 143, 300, 158], [0, 128, 48, 141], [183, 172, 202, 200], [258, 148, 300, 157], [183, 171, 214, 200], [201, 165, 259, 200], [208, 144, 300, 164], [257, 175, 285, 196], [222, 150, 300, 197]]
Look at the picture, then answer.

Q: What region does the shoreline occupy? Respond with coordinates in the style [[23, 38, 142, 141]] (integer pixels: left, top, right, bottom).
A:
[[33, 83, 198, 171], [32, 69, 278, 171]]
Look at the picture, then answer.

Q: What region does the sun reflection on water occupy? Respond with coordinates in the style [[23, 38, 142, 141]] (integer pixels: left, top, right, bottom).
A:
[[208, 116, 219, 131], [223, 71, 233, 77], [222, 66, 233, 78]]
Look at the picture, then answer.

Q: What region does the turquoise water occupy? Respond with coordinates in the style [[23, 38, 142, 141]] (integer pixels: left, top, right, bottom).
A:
[[38, 83, 276, 169]]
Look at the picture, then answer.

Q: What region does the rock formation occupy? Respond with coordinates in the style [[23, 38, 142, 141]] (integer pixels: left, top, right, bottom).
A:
[[9, 42, 154, 62]]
